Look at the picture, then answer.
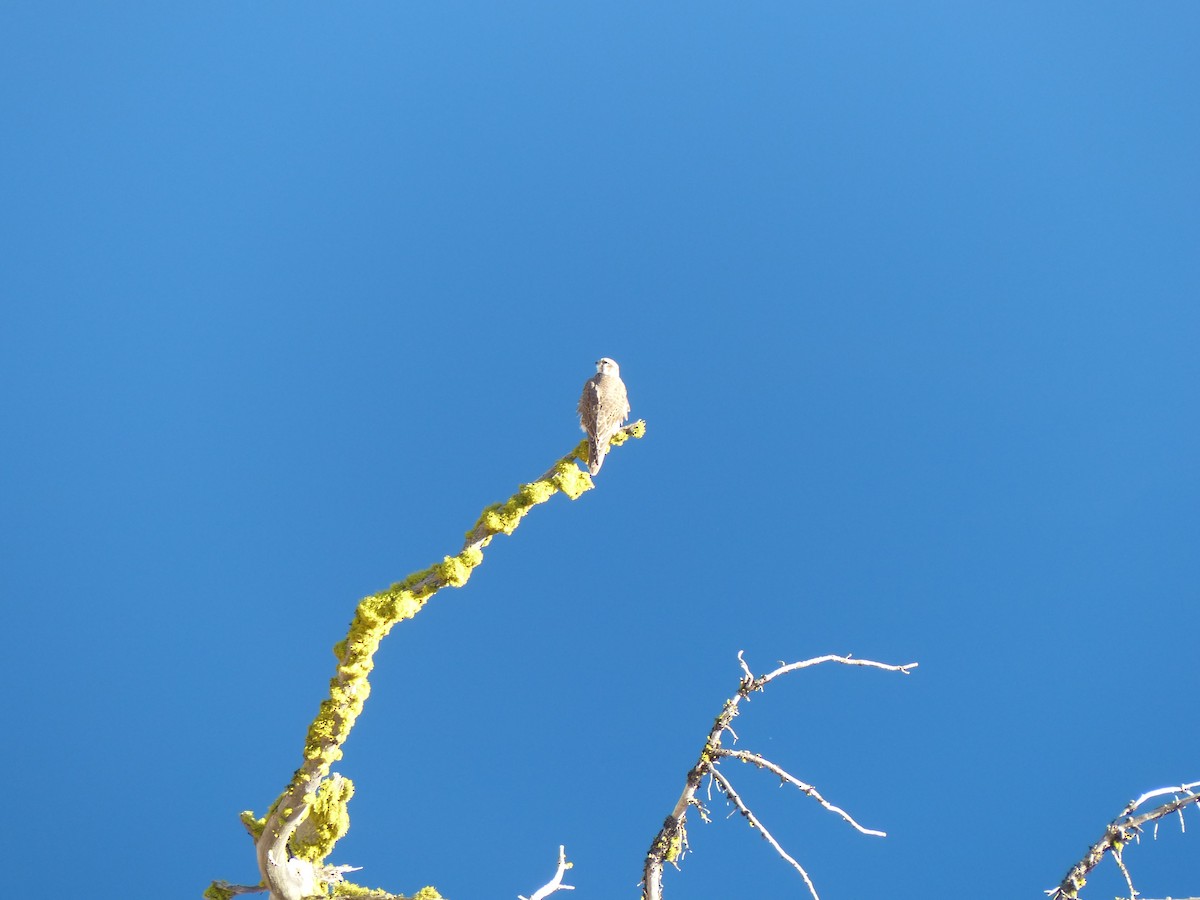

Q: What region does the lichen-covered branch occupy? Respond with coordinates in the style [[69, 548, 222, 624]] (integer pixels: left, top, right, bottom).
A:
[[642, 651, 916, 900], [207, 423, 645, 900], [1049, 781, 1200, 900], [643, 657, 912, 900]]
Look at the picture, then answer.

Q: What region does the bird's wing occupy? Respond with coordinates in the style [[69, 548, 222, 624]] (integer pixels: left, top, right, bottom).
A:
[[578, 376, 600, 425]]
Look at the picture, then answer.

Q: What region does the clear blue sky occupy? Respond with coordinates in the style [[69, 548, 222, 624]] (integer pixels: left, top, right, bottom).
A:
[[3, 4, 1198, 899]]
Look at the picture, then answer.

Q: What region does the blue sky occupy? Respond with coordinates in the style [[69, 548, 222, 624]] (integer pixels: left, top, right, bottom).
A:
[[2, 4, 1198, 899]]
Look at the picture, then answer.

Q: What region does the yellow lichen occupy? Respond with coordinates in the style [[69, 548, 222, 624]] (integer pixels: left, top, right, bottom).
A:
[[248, 426, 647, 878], [665, 829, 683, 862], [239, 810, 266, 839], [331, 885, 443, 900], [292, 775, 355, 863], [436, 554, 474, 587], [551, 460, 592, 500], [476, 503, 523, 535]]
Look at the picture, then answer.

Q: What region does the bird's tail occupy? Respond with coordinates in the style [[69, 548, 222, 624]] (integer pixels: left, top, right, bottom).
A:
[[588, 438, 606, 475]]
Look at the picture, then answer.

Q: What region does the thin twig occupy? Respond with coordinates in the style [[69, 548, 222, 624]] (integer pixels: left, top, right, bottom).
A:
[[714, 748, 886, 836], [748, 652, 919, 690], [710, 767, 821, 900], [1112, 847, 1137, 900]]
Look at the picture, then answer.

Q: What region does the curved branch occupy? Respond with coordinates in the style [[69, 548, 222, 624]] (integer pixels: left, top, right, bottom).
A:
[[519, 846, 575, 900], [642, 651, 916, 900], [713, 748, 886, 836], [214, 424, 646, 900], [1049, 781, 1200, 900]]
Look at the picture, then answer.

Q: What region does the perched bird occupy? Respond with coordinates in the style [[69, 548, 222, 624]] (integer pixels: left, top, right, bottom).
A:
[[578, 357, 631, 475]]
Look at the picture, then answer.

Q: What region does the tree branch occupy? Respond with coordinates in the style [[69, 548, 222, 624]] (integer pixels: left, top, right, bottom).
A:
[[1049, 781, 1200, 900], [713, 748, 886, 837], [519, 846, 575, 900], [642, 651, 916, 900], [209, 424, 646, 900], [710, 767, 821, 900]]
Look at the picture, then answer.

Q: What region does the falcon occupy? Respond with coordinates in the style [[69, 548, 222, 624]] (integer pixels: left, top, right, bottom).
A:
[[578, 357, 631, 475]]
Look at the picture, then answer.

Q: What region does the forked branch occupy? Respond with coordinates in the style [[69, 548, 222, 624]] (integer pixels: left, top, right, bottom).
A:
[[1049, 781, 1200, 900], [519, 846, 575, 900], [642, 651, 917, 900]]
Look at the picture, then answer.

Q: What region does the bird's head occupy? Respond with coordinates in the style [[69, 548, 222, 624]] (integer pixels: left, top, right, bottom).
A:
[[595, 357, 620, 377]]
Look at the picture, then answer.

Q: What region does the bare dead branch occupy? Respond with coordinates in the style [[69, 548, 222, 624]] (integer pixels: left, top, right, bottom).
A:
[[1049, 781, 1200, 900], [641, 650, 915, 900], [710, 767, 821, 900], [749, 652, 919, 689], [713, 748, 886, 836], [1123, 783, 1200, 818], [519, 846, 575, 900], [1112, 847, 1136, 900]]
